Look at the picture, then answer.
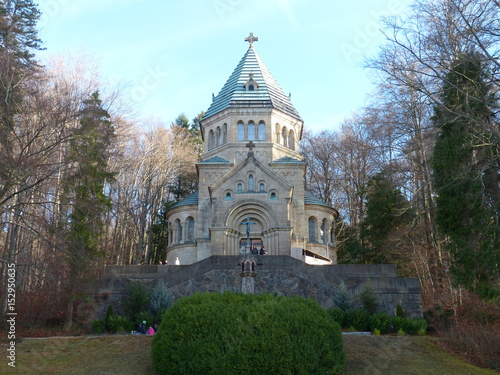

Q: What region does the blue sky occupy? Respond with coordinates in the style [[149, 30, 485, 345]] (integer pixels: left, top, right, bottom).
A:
[[36, 0, 413, 133]]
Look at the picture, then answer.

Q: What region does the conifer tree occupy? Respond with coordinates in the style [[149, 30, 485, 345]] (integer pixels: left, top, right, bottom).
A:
[[432, 52, 500, 301], [0, 0, 43, 211], [0, 0, 42, 132], [360, 171, 411, 264], [64, 91, 116, 324], [0, 0, 43, 322]]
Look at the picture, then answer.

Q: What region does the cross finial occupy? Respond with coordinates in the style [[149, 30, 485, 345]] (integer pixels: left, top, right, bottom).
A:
[[245, 33, 258, 46], [246, 140, 255, 155]]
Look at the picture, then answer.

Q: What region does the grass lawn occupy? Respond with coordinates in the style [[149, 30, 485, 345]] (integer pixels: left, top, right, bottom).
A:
[[0, 334, 497, 374], [342, 335, 497, 375]]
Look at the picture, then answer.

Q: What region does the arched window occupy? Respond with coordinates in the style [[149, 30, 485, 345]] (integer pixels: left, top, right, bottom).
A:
[[288, 130, 295, 150], [237, 183, 243, 192], [176, 219, 183, 243], [258, 121, 266, 140], [187, 217, 195, 242], [218, 126, 224, 145], [321, 219, 328, 243], [248, 84, 254, 91], [248, 174, 254, 191], [248, 121, 255, 140], [237, 122, 245, 141], [208, 130, 214, 150], [308, 217, 316, 242], [259, 183, 265, 192], [225, 191, 232, 200], [270, 191, 278, 199], [281, 127, 288, 147], [222, 123, 227, 144], [168, 226, 173, 245], [215, 127, 221, 147], [275, 123, 281, 142]]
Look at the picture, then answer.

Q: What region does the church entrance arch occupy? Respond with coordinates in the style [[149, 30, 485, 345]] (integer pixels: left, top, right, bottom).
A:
[[224, 203, 278, 256]]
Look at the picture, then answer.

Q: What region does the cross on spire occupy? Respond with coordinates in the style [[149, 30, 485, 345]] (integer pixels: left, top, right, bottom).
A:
[[245, 33, 258, 46]]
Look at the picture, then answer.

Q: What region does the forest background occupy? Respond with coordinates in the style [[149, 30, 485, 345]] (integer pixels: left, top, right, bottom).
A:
[[0, 0, 498, 368]]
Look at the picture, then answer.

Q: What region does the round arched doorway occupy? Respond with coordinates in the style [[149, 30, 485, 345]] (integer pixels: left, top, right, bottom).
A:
[[224, 203, 278, 256]]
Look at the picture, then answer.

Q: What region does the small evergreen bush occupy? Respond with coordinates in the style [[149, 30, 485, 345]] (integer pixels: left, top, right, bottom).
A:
[[152, 292, 345, 375], [122, 281, 149, 324], [359, 285, 378, 314], [406, 318, 428, 335], [343, 308, 371, 331], [149, 280, 175, 322], [392, 316, 410, 333], [328, 306, 428, 335], [369, 312, 392, 334], [106, 314, 131, 333], [396, 304, 406, 317], [333, 281, 351, 311], [327, 307, 345, 327], [104, 305, 114, 331], [91, 319, 105, 335]]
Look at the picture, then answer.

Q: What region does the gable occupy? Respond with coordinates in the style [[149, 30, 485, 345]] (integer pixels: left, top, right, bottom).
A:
[[209, 154, 292, 196]]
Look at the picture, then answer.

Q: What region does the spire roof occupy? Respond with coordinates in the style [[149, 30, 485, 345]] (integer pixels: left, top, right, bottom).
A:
[[203, 34, 302, 121]]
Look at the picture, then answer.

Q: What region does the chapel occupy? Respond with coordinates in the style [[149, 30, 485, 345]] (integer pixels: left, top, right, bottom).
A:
[[165, 34, 339, 265]]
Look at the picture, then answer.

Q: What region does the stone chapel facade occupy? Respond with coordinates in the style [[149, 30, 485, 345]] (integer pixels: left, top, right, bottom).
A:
[[165, 34, 339, 266]]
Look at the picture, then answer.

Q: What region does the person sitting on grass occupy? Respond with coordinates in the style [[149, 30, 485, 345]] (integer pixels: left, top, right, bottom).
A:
[[147, 326, 156, 335], [138, 320, 147, 334]]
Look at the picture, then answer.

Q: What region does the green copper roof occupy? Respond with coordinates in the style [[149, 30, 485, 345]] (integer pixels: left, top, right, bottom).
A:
[[304, 191, 332, 208], [271, 156, 306, 164], [203, 43, 302, 121], [198, 156, 232, 164], [170, 192, 198, 209]]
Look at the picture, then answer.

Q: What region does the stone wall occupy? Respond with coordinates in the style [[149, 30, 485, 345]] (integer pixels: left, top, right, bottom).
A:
[[94, 256, 422, 319]]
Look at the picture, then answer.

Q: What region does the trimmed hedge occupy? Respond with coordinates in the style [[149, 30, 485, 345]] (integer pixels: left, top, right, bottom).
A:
[[327, 307, 428, 335], [151, 292, 345, 375]]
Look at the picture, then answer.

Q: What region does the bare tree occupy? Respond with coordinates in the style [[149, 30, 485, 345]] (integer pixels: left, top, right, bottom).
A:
[[105, 122, 199, 265], [0, 51, 116, 324], [369, 0, 500, 108]]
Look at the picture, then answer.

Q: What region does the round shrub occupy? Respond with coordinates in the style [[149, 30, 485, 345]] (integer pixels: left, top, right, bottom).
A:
[[151, 292, 345, 375]]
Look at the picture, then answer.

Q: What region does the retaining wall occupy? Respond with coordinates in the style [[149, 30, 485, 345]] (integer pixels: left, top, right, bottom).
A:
[[94, 256, 422, 319]]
